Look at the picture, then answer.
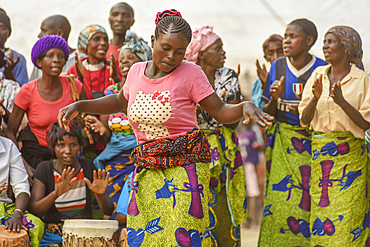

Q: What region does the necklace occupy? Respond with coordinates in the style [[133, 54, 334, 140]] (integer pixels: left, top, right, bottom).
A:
[[83, 59, 107, 98]]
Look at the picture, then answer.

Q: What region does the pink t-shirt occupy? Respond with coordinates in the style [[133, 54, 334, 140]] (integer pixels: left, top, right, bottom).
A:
[[14, 77, 83, 147], [123, 61, 214, 144]]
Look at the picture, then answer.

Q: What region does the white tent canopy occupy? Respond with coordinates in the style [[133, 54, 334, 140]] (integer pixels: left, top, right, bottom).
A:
[[3, 0, 369, 95]]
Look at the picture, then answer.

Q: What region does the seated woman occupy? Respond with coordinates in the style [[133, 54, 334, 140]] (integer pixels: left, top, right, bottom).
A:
[[5, 35, 88, 183], [28, 120, 114, 247], [0, 112, 43, 246], [90, 31, 152, 221], [67, 24, 120, 99]]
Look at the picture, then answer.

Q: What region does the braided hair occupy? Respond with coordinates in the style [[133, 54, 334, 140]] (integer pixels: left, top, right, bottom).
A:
[[154, 9, 192, 44]]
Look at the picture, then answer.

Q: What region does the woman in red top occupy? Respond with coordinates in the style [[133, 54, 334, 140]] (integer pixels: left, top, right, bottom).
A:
[[67, 24, 120, 99], [5, 35, 88, 183]]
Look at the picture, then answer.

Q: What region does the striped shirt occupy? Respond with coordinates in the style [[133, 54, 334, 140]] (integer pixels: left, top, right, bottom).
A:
[[365, 130, 370, 145], [54, 168, 86, 220]]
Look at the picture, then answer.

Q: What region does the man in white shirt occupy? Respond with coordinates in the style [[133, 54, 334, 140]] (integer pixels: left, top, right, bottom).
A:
[[0, 112, 44, 245], [0, 104, 30, 229]]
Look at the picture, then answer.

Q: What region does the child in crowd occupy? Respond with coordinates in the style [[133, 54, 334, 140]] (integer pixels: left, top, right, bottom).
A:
[[252, 34, 284, 110]]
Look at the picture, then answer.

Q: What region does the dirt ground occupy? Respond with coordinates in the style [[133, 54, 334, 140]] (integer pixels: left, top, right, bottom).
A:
[[241, 227, 259, 247]]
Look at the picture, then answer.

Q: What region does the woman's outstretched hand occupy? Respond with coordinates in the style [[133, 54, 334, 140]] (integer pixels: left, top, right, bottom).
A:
[[242, 101, 274, 127], [84, 169, 109, 195], [55, 167, 78, 197], [58, 102, 79, 131]]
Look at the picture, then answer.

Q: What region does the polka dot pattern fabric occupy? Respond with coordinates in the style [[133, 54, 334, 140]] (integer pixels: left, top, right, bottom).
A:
[[130, 90, 172, 140]]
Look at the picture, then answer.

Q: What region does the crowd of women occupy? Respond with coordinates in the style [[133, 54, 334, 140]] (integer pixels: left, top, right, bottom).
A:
[[0, 2, 369, 247]]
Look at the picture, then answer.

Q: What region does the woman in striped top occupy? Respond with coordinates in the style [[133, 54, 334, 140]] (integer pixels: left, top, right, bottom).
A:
[[28, 120, 113, 246]]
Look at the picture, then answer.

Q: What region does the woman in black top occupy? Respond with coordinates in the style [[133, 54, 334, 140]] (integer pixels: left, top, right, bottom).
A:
[[28, 120, 113, 246]]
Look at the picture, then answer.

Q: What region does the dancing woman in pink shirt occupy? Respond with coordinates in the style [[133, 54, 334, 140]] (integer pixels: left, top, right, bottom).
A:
[[58, 10, 273, 246]]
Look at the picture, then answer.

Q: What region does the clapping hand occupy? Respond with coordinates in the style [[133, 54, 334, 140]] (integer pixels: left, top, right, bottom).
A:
[[256, 59, 268, 86], [330, 81, 345, 106], [109, 53, 121, 83], [3, 51, 19, 81], [270, 76, 285, 100], [313, 75, 323, 100], [75, 52, 85, 82]]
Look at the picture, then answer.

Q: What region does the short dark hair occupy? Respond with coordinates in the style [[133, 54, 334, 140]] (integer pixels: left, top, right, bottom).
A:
[[289, 18, 318, 47], [154, 10, 192, 43], [111, 2, 134, 18], [262, 34, 283, 54], [47, 120, 82, 151]]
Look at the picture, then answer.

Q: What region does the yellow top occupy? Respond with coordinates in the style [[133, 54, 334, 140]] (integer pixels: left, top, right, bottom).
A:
[[298, 64, 370, 139]]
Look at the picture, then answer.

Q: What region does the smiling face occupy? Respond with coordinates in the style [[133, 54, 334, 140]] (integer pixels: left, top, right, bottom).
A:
[[109, 4, 134, 36], [54, 135, 80, 167], [86, 32, 109, 64], [119, 49, 141, 78], [264, 41, 284, 64], [37, 48, 66, 77], [283, 24, 312, 59], [323, 33, 348, 65], [151, 33, 189, 73], [198, 38, 226, 69]]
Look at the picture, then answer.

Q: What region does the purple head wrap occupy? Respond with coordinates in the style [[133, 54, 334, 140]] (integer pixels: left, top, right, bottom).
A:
[[31, 35, 70, 69]]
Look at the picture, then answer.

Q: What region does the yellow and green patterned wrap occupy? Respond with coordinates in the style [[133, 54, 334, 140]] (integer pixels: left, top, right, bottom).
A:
[[0, 203, 44, 247], [204, 125, 247, 246], [310, 132, 370, 246], [126, 162, 211, 246], [258, 121, 312, 247]]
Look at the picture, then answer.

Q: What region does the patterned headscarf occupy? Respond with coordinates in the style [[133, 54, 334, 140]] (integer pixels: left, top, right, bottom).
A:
[[185, 26, 220, 63], [119, 31, 152, 61], [326, 26, 364, 70], [77, 24, 107, 54]]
